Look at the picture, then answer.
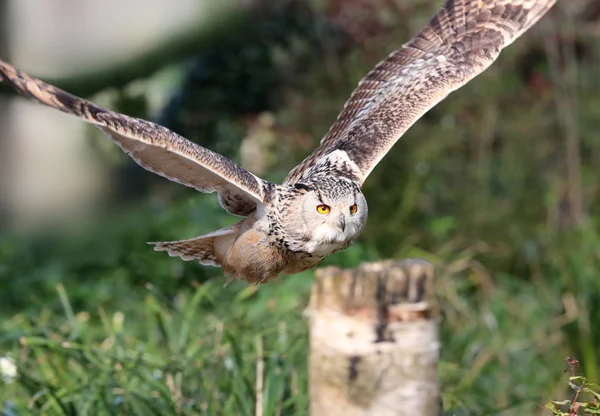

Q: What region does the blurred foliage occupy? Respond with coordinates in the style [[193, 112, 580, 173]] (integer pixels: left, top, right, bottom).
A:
[[2, 0, 600, 414], [157, 0, 342, 161]]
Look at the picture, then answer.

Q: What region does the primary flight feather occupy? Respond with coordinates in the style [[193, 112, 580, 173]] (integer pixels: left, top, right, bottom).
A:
[[0, 0, 555, 283]]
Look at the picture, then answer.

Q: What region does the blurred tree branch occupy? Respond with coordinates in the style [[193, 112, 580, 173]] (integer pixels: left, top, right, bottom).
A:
[[0, 4, 253, 98], [0, 0, 9, 221]]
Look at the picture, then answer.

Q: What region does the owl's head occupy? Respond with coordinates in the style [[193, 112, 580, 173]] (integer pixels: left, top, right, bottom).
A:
[[286, 178, 368, 255]]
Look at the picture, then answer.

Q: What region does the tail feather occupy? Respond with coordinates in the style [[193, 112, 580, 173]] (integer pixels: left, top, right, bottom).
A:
[[150, 225, 238, 266]]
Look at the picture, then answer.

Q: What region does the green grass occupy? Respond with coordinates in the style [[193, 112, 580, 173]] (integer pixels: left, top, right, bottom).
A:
[[2, 209, 599, 415], [1, 271, 312, 415]]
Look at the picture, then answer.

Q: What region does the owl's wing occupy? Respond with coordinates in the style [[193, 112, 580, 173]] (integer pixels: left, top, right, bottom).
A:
[[284, 0, 555, 185], [0, 59, 271, 217]]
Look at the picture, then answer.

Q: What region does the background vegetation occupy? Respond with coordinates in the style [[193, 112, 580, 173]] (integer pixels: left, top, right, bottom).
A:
[[1, 0, 600, 414]]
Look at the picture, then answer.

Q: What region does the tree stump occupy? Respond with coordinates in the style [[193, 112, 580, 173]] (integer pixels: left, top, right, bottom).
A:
[[308, 259, 439, 416]]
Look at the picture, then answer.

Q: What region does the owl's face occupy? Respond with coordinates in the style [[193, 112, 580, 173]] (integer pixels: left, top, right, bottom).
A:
[[289, 180, 368, 256]]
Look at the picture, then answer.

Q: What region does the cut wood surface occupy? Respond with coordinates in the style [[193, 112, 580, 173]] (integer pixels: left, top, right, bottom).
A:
[[309, 259, 440, 416]]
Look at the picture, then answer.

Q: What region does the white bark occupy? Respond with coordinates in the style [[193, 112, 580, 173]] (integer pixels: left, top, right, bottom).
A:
[[309, 259, 440, 416]]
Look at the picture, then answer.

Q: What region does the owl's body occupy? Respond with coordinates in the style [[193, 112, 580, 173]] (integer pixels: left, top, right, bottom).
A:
[[166, 150, 367, 283], [0, 0, 555, 283]]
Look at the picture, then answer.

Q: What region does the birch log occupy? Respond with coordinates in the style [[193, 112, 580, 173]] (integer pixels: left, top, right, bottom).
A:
[[308, 259, 440, 416]]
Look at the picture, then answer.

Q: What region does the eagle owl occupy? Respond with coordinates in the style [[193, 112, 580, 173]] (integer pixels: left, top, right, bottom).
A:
[[0, 0, 555, 284]]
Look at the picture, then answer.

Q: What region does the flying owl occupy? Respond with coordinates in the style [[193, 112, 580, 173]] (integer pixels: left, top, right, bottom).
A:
[[0, 0, 555, 284]]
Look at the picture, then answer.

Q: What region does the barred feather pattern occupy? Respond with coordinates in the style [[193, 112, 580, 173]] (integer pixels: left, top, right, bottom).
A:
[[0, 60, 270, 216], [0, 0, 555, 283], [284, 0, 556, 185]]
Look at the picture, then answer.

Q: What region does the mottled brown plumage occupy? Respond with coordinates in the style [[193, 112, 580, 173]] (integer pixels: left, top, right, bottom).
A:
[[285, 0, 556, 184], [0, 60, 268, 217], [0, 0, 555, 283]]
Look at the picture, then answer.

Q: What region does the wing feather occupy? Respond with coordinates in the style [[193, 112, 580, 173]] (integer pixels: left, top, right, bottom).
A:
[[0, 59, 270, 216], [284, 0, 556, 185]]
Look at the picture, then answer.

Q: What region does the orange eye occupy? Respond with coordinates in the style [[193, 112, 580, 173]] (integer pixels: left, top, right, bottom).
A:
[[316, 204, 331, 215], [350, 203, 358, 214]]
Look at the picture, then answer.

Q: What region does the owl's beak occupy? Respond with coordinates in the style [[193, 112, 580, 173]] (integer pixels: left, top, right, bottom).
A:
[[337, 214, 346, 232]]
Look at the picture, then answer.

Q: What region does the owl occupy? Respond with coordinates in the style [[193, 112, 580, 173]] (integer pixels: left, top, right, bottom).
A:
[[0, 0, 555, 284]]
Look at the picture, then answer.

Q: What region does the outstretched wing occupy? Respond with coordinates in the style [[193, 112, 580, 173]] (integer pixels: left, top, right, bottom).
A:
[[0, 59, 271, 216], [284, 0, 555, 185]]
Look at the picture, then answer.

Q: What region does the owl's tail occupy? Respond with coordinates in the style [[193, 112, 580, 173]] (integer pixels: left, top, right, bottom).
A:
[[149, 223, 240, 267]]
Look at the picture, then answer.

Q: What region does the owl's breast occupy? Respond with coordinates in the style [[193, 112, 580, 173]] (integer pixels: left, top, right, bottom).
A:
[[304, 239, 347, 257], [220, 223, 287, 284], [302, 224, 352, 256]]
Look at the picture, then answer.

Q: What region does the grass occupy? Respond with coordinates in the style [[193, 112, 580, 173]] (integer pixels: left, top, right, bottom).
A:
[[1, 272, 312, 415], [2, 211, 599, 415]]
